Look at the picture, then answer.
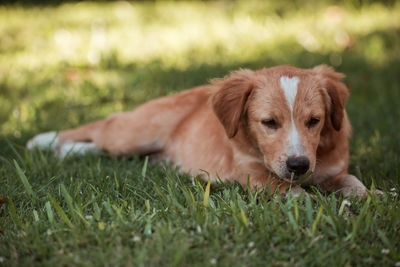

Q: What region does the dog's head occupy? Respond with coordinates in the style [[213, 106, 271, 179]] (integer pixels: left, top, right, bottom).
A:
[[212, 65, 349, 182]]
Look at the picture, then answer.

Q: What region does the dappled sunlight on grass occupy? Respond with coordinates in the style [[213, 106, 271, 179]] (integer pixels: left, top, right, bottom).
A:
[[1, 1, 399, 70]]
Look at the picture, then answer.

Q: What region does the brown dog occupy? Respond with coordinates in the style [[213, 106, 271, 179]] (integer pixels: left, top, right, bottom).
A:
[[27, 65, 371, 197]]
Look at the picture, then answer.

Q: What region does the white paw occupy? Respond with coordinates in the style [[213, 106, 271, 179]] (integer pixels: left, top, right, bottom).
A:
[[57, 142, 100, 159], [26, 131, 59, 150], [340, 186, 367, 197], [338, 175, 367, 197]]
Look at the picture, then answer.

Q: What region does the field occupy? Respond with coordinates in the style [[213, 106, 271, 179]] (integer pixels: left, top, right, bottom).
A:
[[0, 1, 400, 266]]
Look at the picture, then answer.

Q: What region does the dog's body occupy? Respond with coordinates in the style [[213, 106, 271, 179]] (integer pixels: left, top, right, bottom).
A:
[[27, 65, 369, 196]]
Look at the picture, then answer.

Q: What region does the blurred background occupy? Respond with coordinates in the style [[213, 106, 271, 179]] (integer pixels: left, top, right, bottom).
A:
[[0, 0, 399, 184]]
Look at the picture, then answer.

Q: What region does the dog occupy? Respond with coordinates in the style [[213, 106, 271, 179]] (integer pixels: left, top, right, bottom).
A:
[[27, 65, 372, 197]]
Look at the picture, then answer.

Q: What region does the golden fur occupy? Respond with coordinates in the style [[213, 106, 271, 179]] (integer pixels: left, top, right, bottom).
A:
[[29, 65, 371, 197]]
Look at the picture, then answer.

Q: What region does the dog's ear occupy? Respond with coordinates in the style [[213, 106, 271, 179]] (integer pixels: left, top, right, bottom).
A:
[[211, 69, 255, 138], [313, 65, 349, 131]]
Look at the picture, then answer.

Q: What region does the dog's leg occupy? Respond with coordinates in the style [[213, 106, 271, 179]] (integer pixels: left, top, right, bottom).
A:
[[28, 112, 166, 158], [58, 120, 105, 143], [28, 87, 207, 158], [28, 91, 195, 157], [318, 174, 382, 197], [52, 111, 167, 157], [27, 120, 105, 157]]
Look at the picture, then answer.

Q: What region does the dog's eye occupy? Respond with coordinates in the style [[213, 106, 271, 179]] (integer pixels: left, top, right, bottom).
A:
[[261, 119, 279, 129], [307, 117, 320, 128]]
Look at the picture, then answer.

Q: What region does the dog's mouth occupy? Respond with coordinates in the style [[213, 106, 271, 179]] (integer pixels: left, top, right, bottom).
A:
[[281, 171, 313, 184]]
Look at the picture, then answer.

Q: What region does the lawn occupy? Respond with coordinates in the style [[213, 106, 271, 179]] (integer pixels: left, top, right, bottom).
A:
[[1, 0, 400, 265]]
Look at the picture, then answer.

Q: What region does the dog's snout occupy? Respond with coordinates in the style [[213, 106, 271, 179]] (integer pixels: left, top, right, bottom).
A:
[[286, 156, 310, 177]]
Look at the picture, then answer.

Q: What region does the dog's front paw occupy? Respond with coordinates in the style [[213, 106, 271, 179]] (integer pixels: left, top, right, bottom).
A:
[[338, 174, 373, 197], [26, 131, 59, 150], [338, 175, 384, 197], [340, 185, 367, 197]]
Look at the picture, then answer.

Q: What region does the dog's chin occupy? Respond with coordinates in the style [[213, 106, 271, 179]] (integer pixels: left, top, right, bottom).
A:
[[281, 175, 301, 184], [270, 168, 311, 184], [271, 171, 299, 184], [279, 172, 308, 184]]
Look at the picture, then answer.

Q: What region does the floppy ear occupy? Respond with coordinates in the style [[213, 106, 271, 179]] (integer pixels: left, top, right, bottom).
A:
[[211, 69, 255, 138], [313, 65, 349, 131]]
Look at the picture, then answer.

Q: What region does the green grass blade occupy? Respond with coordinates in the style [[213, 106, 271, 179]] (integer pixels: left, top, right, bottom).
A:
[[103, 201, 114, 216], [60, 184, 73, 209], [113, 172, 119, 191], [13, 159, 36, 199], [60, 184, 77, 222], [305, 194, 313, 224], [144, 219, 152, 236], [7, 196, 21, 228], [141, 156, 149, 179], [293, 197, 299, 223], [239, 208, 249, 228], [203, 178, 211, 207], [312, 206, 324, 235], [48, 194, 74, 228], [351, 197, 371, 239], [45, 201, 54, 224], [73, 209, 91, 226], [33, 209, 39, 223], [93, 202, 101, 220], [287, 211, 298, 231], [377, 230, 393, 251], [98, 176, 110, 203], [5, 137, 24, 164], [338, 200, 348, 216]]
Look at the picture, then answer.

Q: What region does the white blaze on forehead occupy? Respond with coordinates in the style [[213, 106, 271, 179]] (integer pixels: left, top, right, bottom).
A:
[[280, 76, 299, 111], [280, 76, 303, 156]]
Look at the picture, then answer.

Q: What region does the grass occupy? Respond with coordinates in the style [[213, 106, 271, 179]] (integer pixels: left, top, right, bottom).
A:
[[0, 1, 400, 266]]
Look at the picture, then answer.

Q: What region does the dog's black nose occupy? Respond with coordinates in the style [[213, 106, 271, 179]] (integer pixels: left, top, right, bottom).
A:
[[286, 156, 310, 177]]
